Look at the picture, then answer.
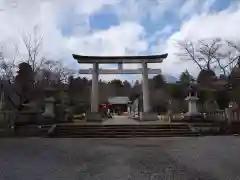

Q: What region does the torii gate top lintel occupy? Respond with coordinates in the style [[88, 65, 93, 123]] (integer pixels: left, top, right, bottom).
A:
[[72, 53, 168, 64]]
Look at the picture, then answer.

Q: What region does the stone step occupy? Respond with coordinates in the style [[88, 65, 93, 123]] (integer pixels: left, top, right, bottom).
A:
[[53, 133, 199, 138], [13, 125, 54, 137], [189, 123, 222, 127], [55, 131, 196, 135], [54, 124, 197, 137], [5, 124, 199, 138], [52, 123, 196, 138], [56, 128, 191, 132], [56, 132, 193, 136], [57, 126, 191, 130], [57, 124, 189, 129]]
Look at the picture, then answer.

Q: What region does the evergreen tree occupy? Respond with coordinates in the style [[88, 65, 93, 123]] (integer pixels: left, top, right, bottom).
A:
[[179, 70, 194, 84], [15, 62, 34, 103], [152, 74, 165, 89]]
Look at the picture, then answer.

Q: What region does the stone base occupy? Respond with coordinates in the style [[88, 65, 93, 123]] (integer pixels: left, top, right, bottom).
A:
[[39, 116, 55, 125], [184, 113, 204, 122], [140, 112, 158, 121], [86, 112, 102, 122]]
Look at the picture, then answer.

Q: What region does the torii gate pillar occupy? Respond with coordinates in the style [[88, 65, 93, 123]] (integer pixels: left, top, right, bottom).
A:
[[141, 61, 150, 113], [139, 61, 158, 121], [91, 63, 99, 113], [86, 63, 102, 121]]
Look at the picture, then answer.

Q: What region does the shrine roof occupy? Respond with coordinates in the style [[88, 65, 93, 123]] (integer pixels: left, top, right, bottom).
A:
[[108, 96, 130, 105], [72, 53, 168, 63]]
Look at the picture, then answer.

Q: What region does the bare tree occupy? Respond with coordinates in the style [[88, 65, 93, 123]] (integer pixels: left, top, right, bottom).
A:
[[38, 59, 76, 84], [15, 27, 76, 84], [207, 40, 240, 77], [11, 25, 46, 78], [0, 45, 17, 81], [176, 38, 222, 71], [177, 38, 240, 76], [0, 26, 45, 83], [1, 25, 76, 85], [226, 40, 240, 52], [53, 61, 76, 84], [20, 26, 44, 71], [213, 51, 239, 77]]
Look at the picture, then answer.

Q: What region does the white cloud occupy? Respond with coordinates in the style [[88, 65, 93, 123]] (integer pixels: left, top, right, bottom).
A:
[[74, 0, 117, 15], [67, 22, 147, 56], [0, 0, 153, 82], [202, 0, 216, 13], [113, 0, 177, 23], [180, 0, 198, 18], [179, 9, 240, 40], [0, 0, 117, 68], [179, 0, 216, 18], [1, 0, 240, 82], [67, 21, 148, 72], [156, 1, 240, 77], [66, 21, 149, 81]]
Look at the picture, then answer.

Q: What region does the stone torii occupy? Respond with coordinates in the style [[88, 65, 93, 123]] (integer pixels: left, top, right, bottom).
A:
[[72, 53, 168, 121]]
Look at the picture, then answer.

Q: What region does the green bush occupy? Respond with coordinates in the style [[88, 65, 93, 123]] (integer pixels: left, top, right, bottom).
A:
[[214, 89, 229, 109], [72, 104, 88, 114]]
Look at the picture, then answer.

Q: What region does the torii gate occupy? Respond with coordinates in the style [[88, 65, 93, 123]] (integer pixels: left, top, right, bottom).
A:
[[72, 53, 168, 121]]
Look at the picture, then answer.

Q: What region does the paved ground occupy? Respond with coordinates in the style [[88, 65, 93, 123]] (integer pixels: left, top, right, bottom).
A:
[[103, 115, 139, 125], [73, 114, 170, 125], [102, 115, 170, 125], [0, 136, 240, 180], [72, 115, 168, 125]]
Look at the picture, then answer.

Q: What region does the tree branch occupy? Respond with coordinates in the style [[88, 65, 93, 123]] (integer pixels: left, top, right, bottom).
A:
[[177, 40, 204, 70]]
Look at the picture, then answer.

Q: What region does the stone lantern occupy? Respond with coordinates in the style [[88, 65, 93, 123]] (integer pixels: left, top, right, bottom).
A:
[[61, 88, 72, 122], [42, 97, 55, 118], [185, 84, 199, 115], [184, 83, 203, 121], [42, 87, 56, 119]]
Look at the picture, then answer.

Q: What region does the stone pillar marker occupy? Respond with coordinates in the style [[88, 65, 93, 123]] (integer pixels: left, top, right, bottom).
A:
[[127, 105, 131, 115], [132, 98, 139, 119]]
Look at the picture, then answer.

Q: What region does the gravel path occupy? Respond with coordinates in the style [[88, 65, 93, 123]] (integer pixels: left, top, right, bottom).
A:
[[0, 136, 240, 180]]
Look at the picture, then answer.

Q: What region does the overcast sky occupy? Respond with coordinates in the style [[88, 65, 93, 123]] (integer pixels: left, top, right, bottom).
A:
[[0, 0, 239, 81]]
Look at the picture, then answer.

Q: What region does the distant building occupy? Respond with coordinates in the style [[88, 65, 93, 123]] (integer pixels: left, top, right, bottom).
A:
[[107, 96, 131, 113]]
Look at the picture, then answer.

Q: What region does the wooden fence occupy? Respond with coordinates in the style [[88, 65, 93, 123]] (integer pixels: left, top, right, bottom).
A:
[[158, 114, 184, 122], [158, 109, 240, 123], [204, 109, 240, 123], [203, 110, 227, 121]]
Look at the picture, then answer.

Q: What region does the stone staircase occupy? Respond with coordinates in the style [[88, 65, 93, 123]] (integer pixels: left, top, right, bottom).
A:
[[12, 124, 55, 137], [187, 122, 225, 135], [1, 122, 226, 138], [51, 124, 199, 138]]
